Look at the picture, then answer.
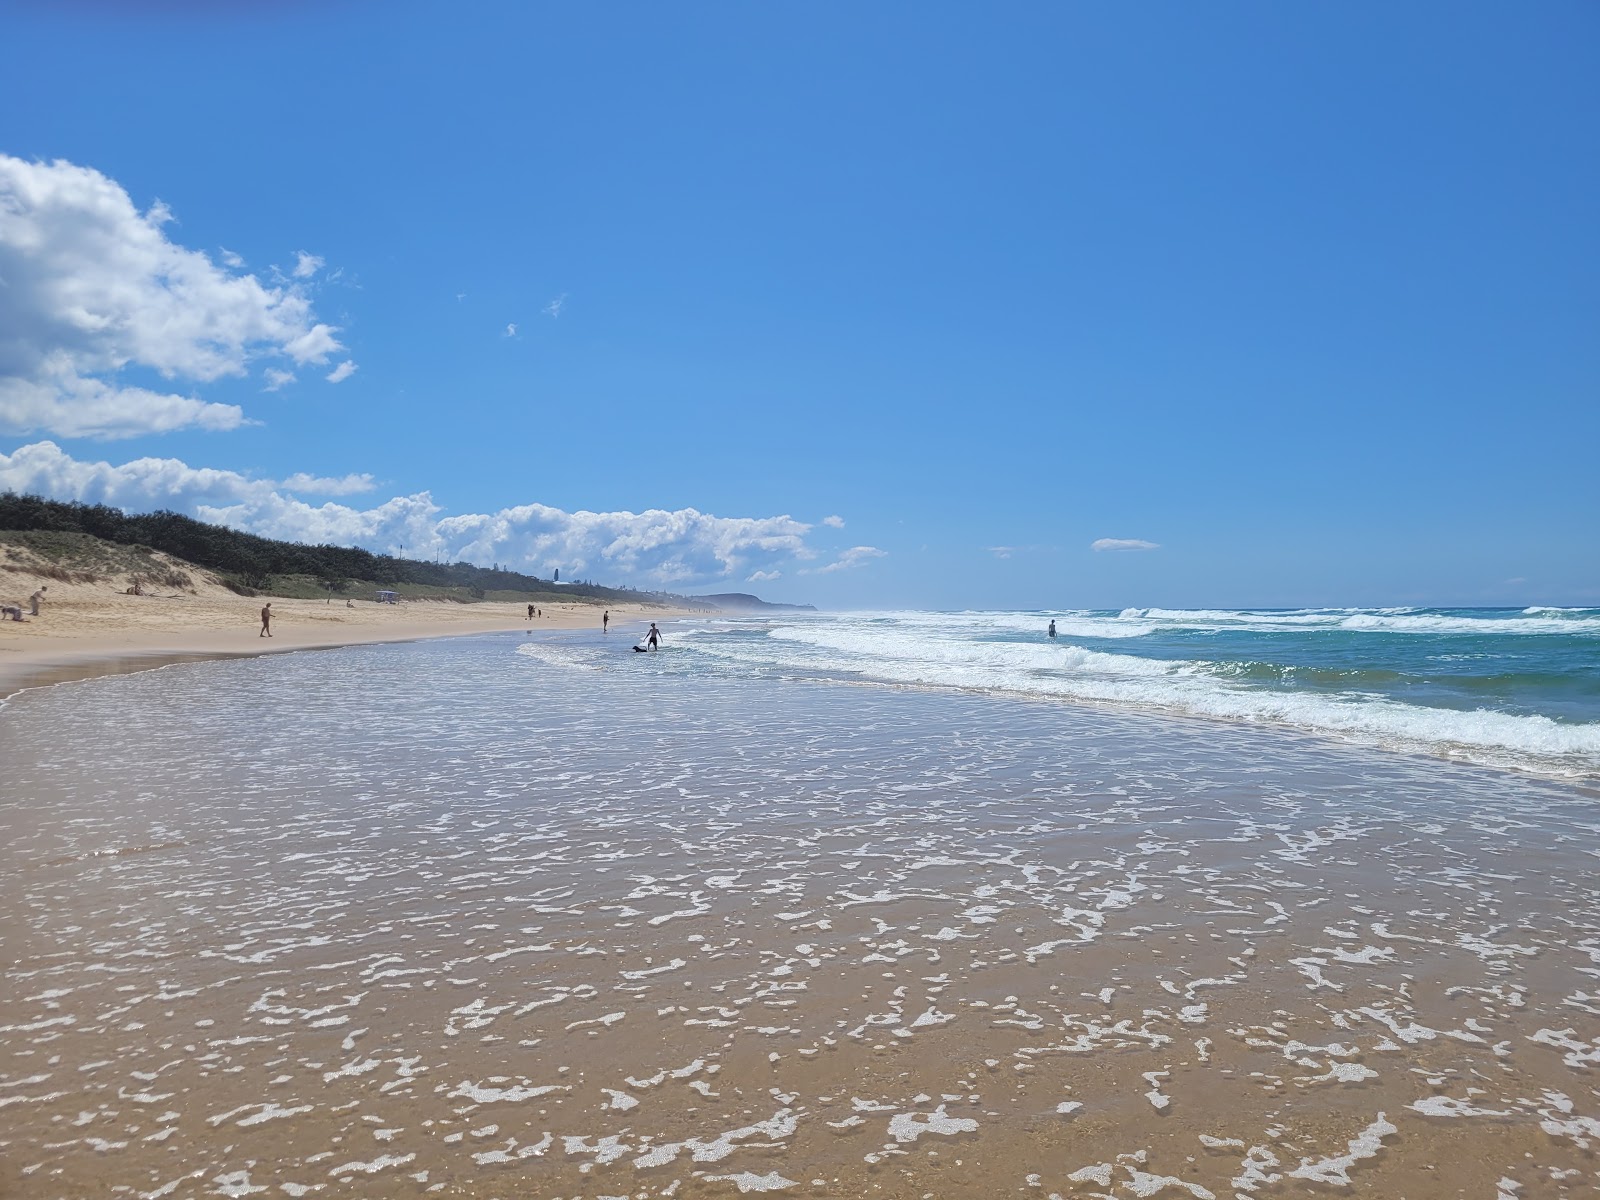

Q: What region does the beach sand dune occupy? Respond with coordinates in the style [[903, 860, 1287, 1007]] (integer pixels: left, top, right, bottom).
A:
[[0, 539, 686, 698]]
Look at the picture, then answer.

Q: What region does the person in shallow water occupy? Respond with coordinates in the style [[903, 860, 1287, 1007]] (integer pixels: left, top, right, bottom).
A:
[[1048, 619, 1056, 638], [602, 610, 609, 632], [646, 622, 660, 650]]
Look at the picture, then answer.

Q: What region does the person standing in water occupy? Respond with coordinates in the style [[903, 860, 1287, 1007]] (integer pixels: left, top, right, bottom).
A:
[[646, 622, 660, 650], [602, 610, 610, 632], [1047, 619, 1056, 638], [260, 602, 273, 638]]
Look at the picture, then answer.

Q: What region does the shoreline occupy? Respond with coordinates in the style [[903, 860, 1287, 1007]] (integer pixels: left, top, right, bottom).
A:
[[4, 644, 1596, 1198], [0, 600, 695, 703]]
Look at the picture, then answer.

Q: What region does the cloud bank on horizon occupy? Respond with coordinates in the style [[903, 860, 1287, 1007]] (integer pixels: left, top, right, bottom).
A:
[[0, 440, 871, 589], [0, 155, 348, 440], [0, 153, 884, 591]]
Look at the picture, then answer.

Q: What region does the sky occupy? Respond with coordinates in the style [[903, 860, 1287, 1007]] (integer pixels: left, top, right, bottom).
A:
[[1, 1, 1595, 610]]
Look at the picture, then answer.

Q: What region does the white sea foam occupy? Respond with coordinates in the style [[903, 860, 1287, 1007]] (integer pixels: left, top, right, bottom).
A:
[[1119, 606, 1600, 636], [676, 616, 1600, 775]]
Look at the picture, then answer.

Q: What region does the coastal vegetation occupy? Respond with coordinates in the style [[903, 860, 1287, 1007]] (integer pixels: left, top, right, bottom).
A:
[[0, 491, 691, 606]]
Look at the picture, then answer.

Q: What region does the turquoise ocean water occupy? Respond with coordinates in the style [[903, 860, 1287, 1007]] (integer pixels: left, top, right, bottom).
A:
[[564, 605, 1600, 779]]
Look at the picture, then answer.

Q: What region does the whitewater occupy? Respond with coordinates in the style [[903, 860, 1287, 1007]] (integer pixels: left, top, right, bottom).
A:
[[654, 606, 1600, 778]]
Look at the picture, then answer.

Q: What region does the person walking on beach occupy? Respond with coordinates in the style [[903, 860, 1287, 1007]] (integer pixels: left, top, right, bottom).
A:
[[527, 603, 535, 620], [645, 622, 660, 650], [1047, 619, 1056, 638], [260, 602, 273, 638], [602, 610, 609, 632], [29, 586, 46, 616]]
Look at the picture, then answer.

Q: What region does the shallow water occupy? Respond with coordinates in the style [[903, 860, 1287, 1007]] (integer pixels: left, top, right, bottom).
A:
[[662, 608, 1600, 778], [2, 630, 1598, 1198]]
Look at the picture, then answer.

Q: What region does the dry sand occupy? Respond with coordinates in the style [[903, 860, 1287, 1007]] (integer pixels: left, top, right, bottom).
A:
[[0, 546, 695, 699]]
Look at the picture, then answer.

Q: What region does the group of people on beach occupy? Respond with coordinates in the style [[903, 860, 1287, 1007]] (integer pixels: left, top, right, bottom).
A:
[[2, 586, 46, 623], [249, 598, 662, 649]]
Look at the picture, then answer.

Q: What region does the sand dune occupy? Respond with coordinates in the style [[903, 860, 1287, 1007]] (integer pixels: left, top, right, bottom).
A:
[[0, 541, 689, 697]]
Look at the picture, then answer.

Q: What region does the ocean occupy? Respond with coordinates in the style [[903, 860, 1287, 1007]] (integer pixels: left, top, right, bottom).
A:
[[3, 613, 1598, 1197], [613, 606, 1600, 780]]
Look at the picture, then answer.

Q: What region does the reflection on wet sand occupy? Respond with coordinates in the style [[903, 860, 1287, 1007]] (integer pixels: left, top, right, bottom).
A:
[[2, 635, 1597, 1197]]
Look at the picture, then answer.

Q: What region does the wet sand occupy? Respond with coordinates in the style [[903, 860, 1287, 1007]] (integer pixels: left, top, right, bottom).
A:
[[0, 592, 691, 701], [2, 635, 1597, 1199]]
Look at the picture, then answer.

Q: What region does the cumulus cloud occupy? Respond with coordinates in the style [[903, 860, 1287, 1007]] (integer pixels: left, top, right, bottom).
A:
[[821, 514, 845, 528], [263, 368, 296, 392], [292, 251, 324, 279], [325, 360, 357, 383], [0, 371, 249, 439], [804, 545, 887, 575], [278, 471, 376, 497], [1, 441, 824, 589], [0, 154, 348, 439], [1091, 538, 1160, 552], [0, 439, 281, 510]]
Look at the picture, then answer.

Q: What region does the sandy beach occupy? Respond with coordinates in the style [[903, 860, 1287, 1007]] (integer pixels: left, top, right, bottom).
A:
[[0, 552, 694, 700], [3, 626, 1597, 1199]]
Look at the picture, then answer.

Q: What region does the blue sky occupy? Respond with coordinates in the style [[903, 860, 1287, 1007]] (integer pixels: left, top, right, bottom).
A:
[[2, 1, 1595, 609]]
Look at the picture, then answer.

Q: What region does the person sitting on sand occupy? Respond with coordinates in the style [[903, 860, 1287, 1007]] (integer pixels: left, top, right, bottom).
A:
[[260, 602, 273, 638], [30, 586, 46, 616]]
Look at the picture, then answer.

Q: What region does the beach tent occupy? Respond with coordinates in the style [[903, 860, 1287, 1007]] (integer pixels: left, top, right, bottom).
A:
[[375, 589, 399, 604]]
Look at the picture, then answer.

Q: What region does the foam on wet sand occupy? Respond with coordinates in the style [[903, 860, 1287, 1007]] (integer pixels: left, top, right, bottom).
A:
[[1, 631, 1597, 1197]]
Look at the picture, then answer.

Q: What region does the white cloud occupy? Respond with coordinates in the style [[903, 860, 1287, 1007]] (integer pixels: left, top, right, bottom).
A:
[[220, 248, 245, 268], [0, 439, 278, 509], [0, 371, 249, 439], [263, 368, 296, 392], [279, 472, 376, 496], [987, 546, 1016, 559], [821, 514, 845, 528], [542, 293, 567, 318], [292, 251, 324, 279], [0, 441, 824, 589], [1091, 538, 1160, 552], [325, 360, 357, 383], [747, 569, 781, 582], [804, 545, 887, 575], [504, 322, 518, 338], [0, 154, 348, 439]]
